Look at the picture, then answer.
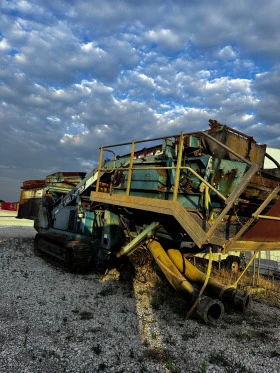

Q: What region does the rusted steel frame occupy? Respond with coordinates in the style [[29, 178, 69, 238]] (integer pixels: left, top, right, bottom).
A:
[[222, 125, 257, 141], [223, 186, 280, 249], [126, 141, 136, 196], [90, 192, 208, 247], [100, 127, 250, 150], [99, 166, 176, 171], [100, 131, 201, 149], [206, 163, 259, 240], [96, 146, 104, 192], [255, 215, 280, 221], [173, 131, 185, 201], [183, 167, 226, 201], [226, 240, 280, 252], [98, 165, 226, 201], [101, 127, 253, 166], [202, 131, 253, 165], [101, 135, 174, 149], [251, 185, 280, 218]]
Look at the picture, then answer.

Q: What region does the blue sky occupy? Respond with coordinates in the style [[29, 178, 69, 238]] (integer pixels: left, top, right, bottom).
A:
[[1, 0, 280, 201]]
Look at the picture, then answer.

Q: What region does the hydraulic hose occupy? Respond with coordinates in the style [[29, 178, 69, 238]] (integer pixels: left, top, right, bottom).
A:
[[147, 240, 225, 324], [167, 249, 250, 313]]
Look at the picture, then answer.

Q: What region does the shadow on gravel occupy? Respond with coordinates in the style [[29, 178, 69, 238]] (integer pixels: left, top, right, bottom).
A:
[[1, 238, 280, 373]]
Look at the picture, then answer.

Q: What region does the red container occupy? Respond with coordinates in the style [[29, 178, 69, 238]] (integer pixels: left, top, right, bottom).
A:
[[2, 202, 18, 211]]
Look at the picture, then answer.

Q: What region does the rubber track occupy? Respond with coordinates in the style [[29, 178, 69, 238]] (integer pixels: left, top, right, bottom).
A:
[[34, 234, 93, 271]]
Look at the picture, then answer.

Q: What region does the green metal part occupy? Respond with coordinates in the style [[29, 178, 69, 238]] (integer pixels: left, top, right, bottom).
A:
[[116, 221, 160, 257]]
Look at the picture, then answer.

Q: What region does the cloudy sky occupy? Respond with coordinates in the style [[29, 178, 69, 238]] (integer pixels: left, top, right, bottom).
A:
[[1, 0, 280, 201]]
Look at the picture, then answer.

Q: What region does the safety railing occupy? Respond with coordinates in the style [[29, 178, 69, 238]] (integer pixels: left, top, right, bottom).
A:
[[94, 129, 280, 243], [95, 130, 232, 203]]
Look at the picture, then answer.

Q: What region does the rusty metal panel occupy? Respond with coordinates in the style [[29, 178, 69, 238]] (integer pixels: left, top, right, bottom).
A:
[[45, 172, 86, 185], [18, 185, 44, 219], [21, 180, 46, 190], [204, 125, 266, 167], [17, 197, 41, 220], [241, 198, 280, 242]]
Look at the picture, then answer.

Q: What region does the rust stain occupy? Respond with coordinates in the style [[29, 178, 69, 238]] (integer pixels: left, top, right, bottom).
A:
[[241, 198, 280, 242]]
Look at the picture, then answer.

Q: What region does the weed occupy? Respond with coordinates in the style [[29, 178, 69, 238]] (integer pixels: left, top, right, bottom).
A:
[[165, 356, 172, 370], [209, 350, 230, 367], [80, 311, 94, 320], [129, 348, 135, 358], [224, 362, 253, 373], [164, 357, 181, 373], [208, 350, 253, 373], [233, 331, 253, 342], [143, 339, 150, 347], [164, 333, 176, 345], [150, 292, 166, 310], [120, 306, 129, 313], [200, 361, 207, 373], [143, 347, 168, 363], [270, 350, 280, 358], [98, 363, 106, 371], [251, 329, 271, 342], [23, 325, 29, 347], [182, 329, 198, 341], [98, 285, 115, 297], [92, 344, 102, 355], [210, 267, 280, 309], [114, 347, 121, 362]]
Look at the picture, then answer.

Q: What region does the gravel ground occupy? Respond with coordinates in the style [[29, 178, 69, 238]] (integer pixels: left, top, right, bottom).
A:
[[0, 210, 280, 373]]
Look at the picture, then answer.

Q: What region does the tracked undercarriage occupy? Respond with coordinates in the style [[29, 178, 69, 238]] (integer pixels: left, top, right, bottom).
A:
[[18, 120, 280, 324]]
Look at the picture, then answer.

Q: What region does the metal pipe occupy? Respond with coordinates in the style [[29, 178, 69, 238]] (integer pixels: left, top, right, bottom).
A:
[[167, 249, 251, 313], [147, 241, 225, 324], [257, 252, 261, 285], [100, 132, 200, 149], [116, 222, 160, 258], [255, 215, 280, 221], [103, 149, 117, 168]]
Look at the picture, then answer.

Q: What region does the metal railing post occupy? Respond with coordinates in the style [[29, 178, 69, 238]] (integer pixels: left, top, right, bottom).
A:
[[173, 131, 184, 201], [96, 146, 104, 192], [126, 141, 135, 196]]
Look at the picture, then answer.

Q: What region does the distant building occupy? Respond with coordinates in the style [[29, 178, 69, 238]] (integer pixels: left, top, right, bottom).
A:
[[1, 202, 18, 211], [264, 147, 280, 169]]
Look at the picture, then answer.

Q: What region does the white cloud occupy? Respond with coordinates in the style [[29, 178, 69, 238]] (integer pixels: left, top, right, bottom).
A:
[[218, 46, 237, 60], [0, 38, 10, 51], [144, 28, 184, 50], [1, 0, 280, 201]]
